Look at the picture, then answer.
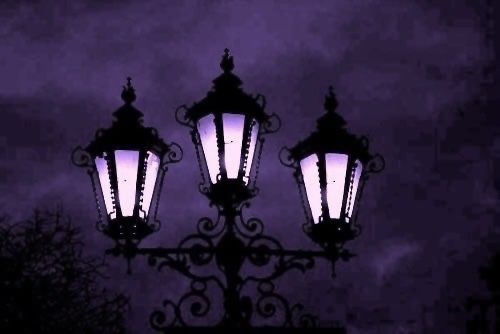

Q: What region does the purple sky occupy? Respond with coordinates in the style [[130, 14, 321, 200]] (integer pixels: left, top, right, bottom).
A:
[[0, 0, 498, 332]]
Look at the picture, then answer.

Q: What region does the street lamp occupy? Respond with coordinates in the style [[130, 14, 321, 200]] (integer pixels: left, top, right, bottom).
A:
[[72, 49, 383, 333], [72, 78, 182, 246], [280, 87, 384, 252], [176, 48, 280, 206]]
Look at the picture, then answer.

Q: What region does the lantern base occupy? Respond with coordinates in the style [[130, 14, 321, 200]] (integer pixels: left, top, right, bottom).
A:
[[308, 219, 357, 247], [206, 179, 255, 206], [104, 216, 156, 244]]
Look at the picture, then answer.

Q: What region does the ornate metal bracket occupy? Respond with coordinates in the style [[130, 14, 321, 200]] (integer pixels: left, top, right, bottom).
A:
[[106, 201, 350, 332]]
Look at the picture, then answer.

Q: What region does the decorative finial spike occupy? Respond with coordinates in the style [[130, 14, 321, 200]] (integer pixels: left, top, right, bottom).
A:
[[324, 85, 338, 113], [220, 48, 235, 73], [121, 77, 136, 104]]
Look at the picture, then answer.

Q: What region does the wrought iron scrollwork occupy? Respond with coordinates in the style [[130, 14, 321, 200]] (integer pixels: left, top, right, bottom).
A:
[[134, 199, 336, 331], [252, 281, 318, 327], [175, 104, 195, 128], [197, 215, 225, 238], [365, 153, 385, 174], [261, 113, 282, 134], [71, 146, 93, 171], [163, 141, 184, 166], [150, 279, 216, 330], [279, 146, 297, 168], [234, 202, 264, 239]]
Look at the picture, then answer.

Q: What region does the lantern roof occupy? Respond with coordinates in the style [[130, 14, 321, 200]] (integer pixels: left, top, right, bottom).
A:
[[185, 49, 268, 122], [86, 78, 169, 157], [289, 86, 372, 164]]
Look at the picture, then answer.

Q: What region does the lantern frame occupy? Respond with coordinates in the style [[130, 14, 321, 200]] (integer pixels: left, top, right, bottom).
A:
[[280, 87, 385, 250], [72, 78, 182, 245], [175, 49, 280, 206]]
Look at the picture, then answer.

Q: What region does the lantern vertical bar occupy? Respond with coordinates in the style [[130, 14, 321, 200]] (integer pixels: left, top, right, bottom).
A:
[[108, 150, 123, 219], [238, 116, 253, 182], [214, 113, 227, 181], [339, 156, 355, 222], [317, 153, 329, 222], [134, 150, 147, 218]]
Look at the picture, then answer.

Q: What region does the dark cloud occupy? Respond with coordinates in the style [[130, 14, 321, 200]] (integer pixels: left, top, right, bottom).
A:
[[0, 0, 496, 332]]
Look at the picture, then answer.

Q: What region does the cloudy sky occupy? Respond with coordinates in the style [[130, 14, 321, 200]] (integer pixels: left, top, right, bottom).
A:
[[0, 0, 498, 332]]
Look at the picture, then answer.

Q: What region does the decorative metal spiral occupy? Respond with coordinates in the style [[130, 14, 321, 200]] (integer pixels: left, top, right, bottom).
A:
[[71, 146, 93, 171], [197, 214, 226, 238], [234, 202, 264, 239], [164, 141, 184, 165], [365, 153, 385, 174], [150, 280, 216, 330], [175, 104, 194, 128], [278, 146, 296, 168], [261, 113, 281, 134]]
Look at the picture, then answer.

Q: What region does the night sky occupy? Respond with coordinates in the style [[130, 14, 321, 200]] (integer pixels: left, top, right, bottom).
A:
[[0, 0, 499, 332]]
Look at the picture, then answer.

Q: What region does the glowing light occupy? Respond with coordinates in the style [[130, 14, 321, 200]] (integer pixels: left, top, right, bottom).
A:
[[95, 153, 116, 219], [223, 114, 245, 179], [243, 120, 259, 185], [140, 152, 160, 219], [325, 153, 348, 219], [346, 160, 363, 220], [197, 114, 220, 183], [115, 150, 139, 217], [300, 154, 322, 224]]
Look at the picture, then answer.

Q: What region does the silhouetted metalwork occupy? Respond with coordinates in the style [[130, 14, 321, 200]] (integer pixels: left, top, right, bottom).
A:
[[279, 86, 384, 257], [72, 77, 182, 246], [73, 49, 383, 333]]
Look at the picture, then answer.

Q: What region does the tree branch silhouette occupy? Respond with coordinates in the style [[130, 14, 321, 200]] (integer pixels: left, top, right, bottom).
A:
[[0, 209, 129, 333]]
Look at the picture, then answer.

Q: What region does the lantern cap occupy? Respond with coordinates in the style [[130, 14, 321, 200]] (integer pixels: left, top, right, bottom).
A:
[[85, 78, 168, 157], [184, 48, 268, 122], [289, 86, 371, 164]]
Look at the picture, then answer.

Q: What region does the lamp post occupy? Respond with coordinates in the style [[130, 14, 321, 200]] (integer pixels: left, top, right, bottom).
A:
[[72, 49, 384, 333]]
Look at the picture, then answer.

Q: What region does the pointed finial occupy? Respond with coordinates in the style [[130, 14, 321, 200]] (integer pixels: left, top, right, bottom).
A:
[[324, 85, 338, 113], [121, 77, 136, 104], [220, 48, 235, 73]]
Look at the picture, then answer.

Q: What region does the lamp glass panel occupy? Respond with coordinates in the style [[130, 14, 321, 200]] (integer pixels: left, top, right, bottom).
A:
[[115, 150, 140, 217], [346, 160, 363, 220], [197, 114, 220, 183], [140, 151, 160, 219], [223, 114, 245, 179], [300, 154, 322, 224], [243, 120, 259, 185], [94, 153, 116, 219], [325, 153, 348, 219]]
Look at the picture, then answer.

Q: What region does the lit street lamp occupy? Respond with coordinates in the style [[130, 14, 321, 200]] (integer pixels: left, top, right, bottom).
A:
[[72, 49, 384, 333], [72, 78, 182, 245], [280, 86, 384, 253]]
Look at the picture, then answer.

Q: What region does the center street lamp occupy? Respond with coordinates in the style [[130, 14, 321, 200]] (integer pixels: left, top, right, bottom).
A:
[[72, 49, 384, 333]]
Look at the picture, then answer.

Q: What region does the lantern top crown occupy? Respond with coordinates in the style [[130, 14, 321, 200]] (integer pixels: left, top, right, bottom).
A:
[[84, 78, 168, 157], [182, 49, 267, 122], [121, 77, 136, 104], [317, 86, 346, 130], [212, 48, 243, 89], [289, 85, 371, 164], [113, 77, 143, 124], [220, 48, 234, 73], [324, 86, 338, 113]]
